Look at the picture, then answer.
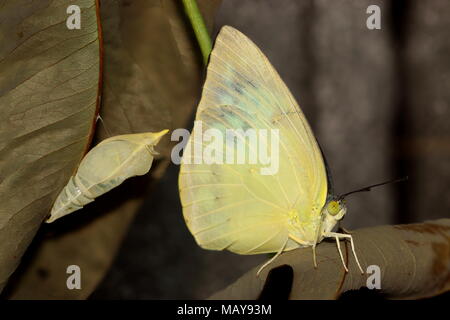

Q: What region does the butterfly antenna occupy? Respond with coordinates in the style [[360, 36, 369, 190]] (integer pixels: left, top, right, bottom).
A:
[[338, 176, 408, 200], [96, 114, 113, 138]]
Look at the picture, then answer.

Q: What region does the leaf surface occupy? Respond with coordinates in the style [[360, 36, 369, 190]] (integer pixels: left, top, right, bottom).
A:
[[0, 0, 101, 292], [210, 219, 450, 299], [3, 0, 221, 299]]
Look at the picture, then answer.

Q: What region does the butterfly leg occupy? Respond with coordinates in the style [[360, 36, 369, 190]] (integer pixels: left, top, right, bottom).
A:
[[334, 236, 349, 272], [289, 234, 317, 269], [256, 238, 288, 277], [324, 232, 364, 274], [312, 244, 318, 269]]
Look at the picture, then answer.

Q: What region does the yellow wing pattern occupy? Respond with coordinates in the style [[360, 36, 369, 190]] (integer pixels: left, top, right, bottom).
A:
[[179, 26, 327, 254]]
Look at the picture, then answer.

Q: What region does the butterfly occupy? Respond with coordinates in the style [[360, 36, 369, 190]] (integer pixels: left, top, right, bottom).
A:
[[47, 130, 168, 223], [179, 26, 401, 275]]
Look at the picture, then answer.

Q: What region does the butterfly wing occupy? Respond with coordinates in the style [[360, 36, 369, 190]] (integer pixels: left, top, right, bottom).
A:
[[179, 26, 328, 254]]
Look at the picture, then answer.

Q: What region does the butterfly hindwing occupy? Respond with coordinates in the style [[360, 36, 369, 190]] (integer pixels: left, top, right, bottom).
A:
[[179, 26, 328, 254]]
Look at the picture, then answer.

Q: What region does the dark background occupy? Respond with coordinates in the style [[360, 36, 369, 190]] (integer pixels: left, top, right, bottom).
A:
[[92, 0, 450, 299]]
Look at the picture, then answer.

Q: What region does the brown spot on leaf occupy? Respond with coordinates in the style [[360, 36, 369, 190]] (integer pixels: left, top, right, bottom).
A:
[[431, 241, 450, 291], [36, 268, 49, 280], [405, 239, 420, 246]]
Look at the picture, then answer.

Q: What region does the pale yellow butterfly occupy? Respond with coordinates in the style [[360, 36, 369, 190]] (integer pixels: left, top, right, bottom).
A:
[[178, 26, 366, 275], [47, 130, 168, 223]]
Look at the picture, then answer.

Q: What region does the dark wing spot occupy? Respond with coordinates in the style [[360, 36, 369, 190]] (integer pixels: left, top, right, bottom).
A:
[[231, 81, 244, 95]]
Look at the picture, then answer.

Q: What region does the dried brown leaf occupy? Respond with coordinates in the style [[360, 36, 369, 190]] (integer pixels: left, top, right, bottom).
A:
[[210, 219, 450, 300], [0, 0, 101, 292], [3, 0, 221, 299]]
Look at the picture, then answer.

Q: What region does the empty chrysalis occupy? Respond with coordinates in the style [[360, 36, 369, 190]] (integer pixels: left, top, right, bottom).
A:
[[46, 130, 168, 223]]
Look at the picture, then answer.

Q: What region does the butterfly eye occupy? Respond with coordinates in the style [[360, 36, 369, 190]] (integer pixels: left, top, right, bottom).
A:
[[328, 201, 340, 216]]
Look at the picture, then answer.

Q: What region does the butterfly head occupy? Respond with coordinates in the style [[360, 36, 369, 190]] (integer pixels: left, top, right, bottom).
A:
[[323, 198, 347, 221], [318, 177, 408, 238], [316, 198, 347, 240], [314, 196, 353, 237]]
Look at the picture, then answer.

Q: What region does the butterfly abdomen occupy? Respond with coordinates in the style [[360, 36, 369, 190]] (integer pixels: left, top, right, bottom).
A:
[[285, 206, 323, 246]]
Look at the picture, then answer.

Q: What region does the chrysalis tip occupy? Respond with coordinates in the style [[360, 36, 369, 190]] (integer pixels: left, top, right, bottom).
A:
[[154, 129, 169, 142]]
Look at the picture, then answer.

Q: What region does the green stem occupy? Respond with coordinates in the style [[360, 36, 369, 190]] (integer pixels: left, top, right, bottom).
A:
[[181, 0, 212, 66]]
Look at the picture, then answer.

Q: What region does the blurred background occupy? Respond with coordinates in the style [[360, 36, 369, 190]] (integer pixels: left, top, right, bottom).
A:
[[89, 0, 450, 299]]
